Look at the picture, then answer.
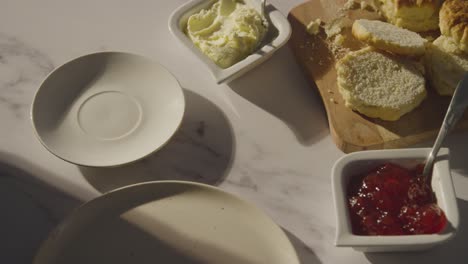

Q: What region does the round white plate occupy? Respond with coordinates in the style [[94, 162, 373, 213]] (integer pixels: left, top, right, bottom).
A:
[[34, 181, 300, 264], [31, 52, 185, 167]]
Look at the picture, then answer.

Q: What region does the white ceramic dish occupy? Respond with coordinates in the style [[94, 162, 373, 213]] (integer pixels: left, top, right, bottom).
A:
[[31, 52, 185, 167], [332, 148, 459, 252], [169, 0, 292, 84], [34, 181, 300, 264]]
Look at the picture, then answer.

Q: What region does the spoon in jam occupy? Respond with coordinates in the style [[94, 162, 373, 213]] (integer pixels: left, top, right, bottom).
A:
[[261, 0, 266, 17], [423, 73, 468, 176]]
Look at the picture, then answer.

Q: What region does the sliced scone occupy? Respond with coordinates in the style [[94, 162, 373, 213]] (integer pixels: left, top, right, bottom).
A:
[[374, 0, 443, 32], [432, 33, 465, 55], [425, 36, 468, 95], [337, 47, 426, 121], [352, 19, 427, 56], [439, 0, 468, 54]]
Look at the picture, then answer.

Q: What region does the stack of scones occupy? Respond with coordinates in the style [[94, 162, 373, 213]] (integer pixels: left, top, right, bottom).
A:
[[336, 0, 468, 121], [425, 0, 468, 95]]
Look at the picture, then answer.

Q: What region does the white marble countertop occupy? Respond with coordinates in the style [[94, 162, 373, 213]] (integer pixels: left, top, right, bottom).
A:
[[2, 0, 468, 263]]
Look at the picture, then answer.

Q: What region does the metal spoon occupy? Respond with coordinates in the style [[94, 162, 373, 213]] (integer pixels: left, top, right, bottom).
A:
[[261, 0, 266, 17], [423, 73, 468, 176]]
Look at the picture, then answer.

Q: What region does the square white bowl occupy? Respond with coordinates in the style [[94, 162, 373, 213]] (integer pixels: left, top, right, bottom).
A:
[[168, 0, 291, 84], [332, 148, 459, 252]]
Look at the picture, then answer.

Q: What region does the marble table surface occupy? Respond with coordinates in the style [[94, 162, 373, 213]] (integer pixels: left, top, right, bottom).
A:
[[1, 0, 468, 263]]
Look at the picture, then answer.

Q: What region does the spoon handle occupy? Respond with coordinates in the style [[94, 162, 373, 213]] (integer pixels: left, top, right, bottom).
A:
[[261, 0, 266, 17], [423, 73, 468, 176]]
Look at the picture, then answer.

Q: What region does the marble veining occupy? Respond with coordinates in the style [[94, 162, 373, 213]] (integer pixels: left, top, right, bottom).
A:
[[1, 1, 468, 263], [0, 33, 53, 118]]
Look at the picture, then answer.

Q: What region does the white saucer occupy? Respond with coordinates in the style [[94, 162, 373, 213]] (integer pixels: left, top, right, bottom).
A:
[[31, 52, 185, 167], [34, 181, 300, 264]]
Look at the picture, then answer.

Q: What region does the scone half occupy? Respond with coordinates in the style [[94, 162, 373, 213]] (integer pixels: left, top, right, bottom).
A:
[[425, 36, 468, 95], [352, 19, 427, 56], [337, 47, 427, 121], [439, 0, 468, 53]]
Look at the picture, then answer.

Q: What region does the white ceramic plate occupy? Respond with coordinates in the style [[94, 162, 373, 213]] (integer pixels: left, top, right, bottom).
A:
[[31, 52, 185, 167], [169, 0, 292, 84], [34, 181, 300, 264]]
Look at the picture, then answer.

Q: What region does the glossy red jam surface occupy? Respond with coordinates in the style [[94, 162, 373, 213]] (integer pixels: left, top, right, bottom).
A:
[[347, 163, 447, 235]]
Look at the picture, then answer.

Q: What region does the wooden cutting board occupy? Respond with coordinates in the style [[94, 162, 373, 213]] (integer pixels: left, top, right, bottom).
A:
[[288, 0, 468, 153]]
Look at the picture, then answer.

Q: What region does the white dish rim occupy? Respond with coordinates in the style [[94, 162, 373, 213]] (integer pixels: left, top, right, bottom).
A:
[[33, 180, 301, 263], [30, 51, 186, 168], [332, 148, 459, 249], [168, 0, 292, 84]]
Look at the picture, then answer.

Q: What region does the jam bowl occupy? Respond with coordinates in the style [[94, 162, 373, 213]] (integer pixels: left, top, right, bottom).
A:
[[331, 148, 459, 252]]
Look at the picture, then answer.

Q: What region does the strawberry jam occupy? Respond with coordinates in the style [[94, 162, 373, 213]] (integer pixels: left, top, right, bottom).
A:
[[347, 163, 447, 235]]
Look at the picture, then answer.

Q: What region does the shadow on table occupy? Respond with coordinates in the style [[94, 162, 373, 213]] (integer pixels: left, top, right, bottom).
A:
[[365, 198, 468, 264], [282, 228, 322, 264], [228, 47, 329, 146], [80, 89, 235, 193], [0, 154, 79, 264], [413, 132, 468, 175], [443, 133, 468, 176]]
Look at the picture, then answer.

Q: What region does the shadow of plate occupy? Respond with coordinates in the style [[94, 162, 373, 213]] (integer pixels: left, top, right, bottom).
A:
[[0, 158, 79, 264], [282, 228, 323, 264], [80, 89, 235, 193]]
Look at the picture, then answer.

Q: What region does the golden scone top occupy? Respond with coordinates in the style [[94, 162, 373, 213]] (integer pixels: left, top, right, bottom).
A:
[[395, 0, 441, 8], [439, 0, 468, 53], [375, 0, 442, 32]]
